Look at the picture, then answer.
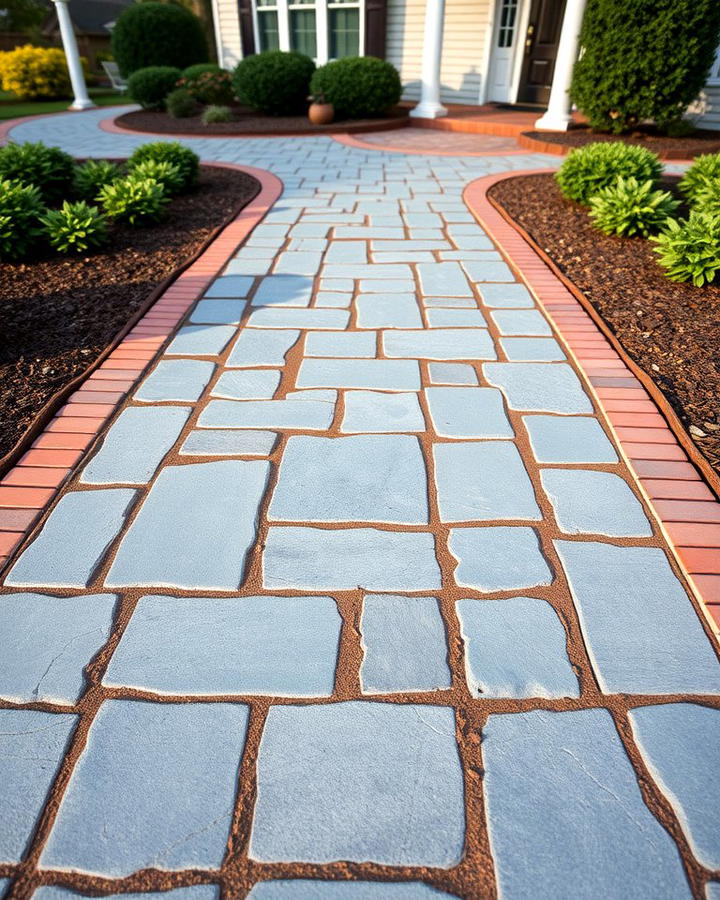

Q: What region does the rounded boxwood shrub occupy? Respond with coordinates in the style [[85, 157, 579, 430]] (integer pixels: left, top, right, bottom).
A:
[[232, 51, 314, 115], [73, 160, 123, 201], [111, 2, 207, 76], [571, 0, 720, 134], [128, 141, 199, 190], [652, 212, 720, 286], [128, 66, 182, 109], [98, 174, 169, 226], [41, 200, 108, 255], [0, 178, 44, 260], [0, 141, 75, 205], [310, 57, 401, 119], [678, 153, 720, 202], [128, 159, 184, 195], [588, 177, 678, 238], [555, 142, 663, 205], [202, 104, 233, 125], [165, 87, 200, 119]]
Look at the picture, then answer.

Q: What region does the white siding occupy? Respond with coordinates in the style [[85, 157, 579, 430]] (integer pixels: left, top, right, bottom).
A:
[[386, 0, 493, 105], [213, 0, 243, 68]]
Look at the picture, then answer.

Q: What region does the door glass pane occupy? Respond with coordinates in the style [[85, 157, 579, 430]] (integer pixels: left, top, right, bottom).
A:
[[258, 9, 280, 50], [329, 7, 359, 58], [290, 8, 317, 57], [497, 0, 518, 48]]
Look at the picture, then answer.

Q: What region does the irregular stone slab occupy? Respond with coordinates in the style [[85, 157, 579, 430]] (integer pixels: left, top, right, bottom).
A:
[[707, 885, 720, 900], [34, 887, 218, 900], [478, 283, 534, 307], [198, 398, 334, 431], [315, 291, 353, 308], [483, 708, 692, 900], [383, 329, 496, 361], [135, 360, 215, 403], [555, 541, 720, 694], [226, 329, 300, 367], [305, 331, 376, 357], [484, 363, 592, 413], [297, 358, 421, 391], [104, 595, 341, 697], [250, 701, 464, 866], [423, 296, 477, 308], [322, 277, 354, 291], [428, 363, 478, 385], [80, 407, 189, 485], [247, 881, 452, 898], [0, 593, 116, 703], [165, 325, 236, 357], [358, 278, 415, 292], [456, 597, 578, 698], [323, 264, 412, 281], [356, 294, 423, 328], [629, 703, 720, 869], [180, 429, 277, 457], [269, 435, 428, 524], [426, 309, 487, 328], [273, 250, 322, 276], [523, 415, 618, 464], [204, 274, 253, 298], [541, 469, 652, 537], [360, 595, 451, 693], [212, 369, 280, 400], [491, 309, 552, 336], [462, 260, 514, 282], [417, 262, 472, 297], [449, 527, 552, 591], [41, 701, 249, 876], [189, 299, 246, 325], [434, 443, 540, 522], [263, 527, 441, 591], [324, 240, 367, 264], [106, 461, 269, 590], [252, 274, 314, 307], [425, 387, 512, 439], [247, 308, 349, 330], [341, 391, 425, 433], [0, 709, 77, 862], [501, 337, 566, 361], [285, 389, 338, 403], [5, 489, 136, 589]]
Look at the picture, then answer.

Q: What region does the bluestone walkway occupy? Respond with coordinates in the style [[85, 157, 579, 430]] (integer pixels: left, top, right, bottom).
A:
[[0, 108, 718, 900]]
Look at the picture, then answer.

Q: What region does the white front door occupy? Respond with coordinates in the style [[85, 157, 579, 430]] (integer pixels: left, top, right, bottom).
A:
[[487, 0, 521, 103]]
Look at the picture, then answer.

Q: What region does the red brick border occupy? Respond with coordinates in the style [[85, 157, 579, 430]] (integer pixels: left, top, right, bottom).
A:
[[333, 132, 529, 157], [464, 171, 720, 636], [0, 163, 282, 571], [516, 131, 700, 162]]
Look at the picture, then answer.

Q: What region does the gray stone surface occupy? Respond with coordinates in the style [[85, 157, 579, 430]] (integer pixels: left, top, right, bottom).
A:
[[252, 274, 314, 307], [104, 595, 340, 697], [491, 309, 552, 336], [501, 337, 566, 361], [41, 701, 249, 876], [449, 527, 552, 591], [165, 325, 236, 357], [383, 329, 496, 361], [180, 429, 276, 457], [211, 369, 280, 400], [483, 708, 691, 899], [204, 274, 253, 298], [33, 888, 218, 900], [425, 309, 488, 328], [427, 363, 478, 385], [461, 260, 514, 282], [425, 387, 512, 439], [198, 398, 334, 431], [541, 470, 652, 537], [305, 331, 376, 357], [417, 262, 472, 296], [484, 363, 592, 413], [523, 415, 618, 463], [247, 308, 349, 330], [226, 329, 299, 367], [341, 391, 425, 433], [555, 541, 720, 695], [247, 882, 452, 898], [360, 595, 451, 694], [134, 360, 215, 403], [263, 527, 442, 591], [5, 489, 136, 589], [189, 299, 246, 325], [0, 593, 116, 703], [356, 294, 423, 329], [249, 701, 464, 866], [106, 461, 269, 590], [478, 283, 534, 307], [297, 358, 421, 391], [456, 597, 578, 698]]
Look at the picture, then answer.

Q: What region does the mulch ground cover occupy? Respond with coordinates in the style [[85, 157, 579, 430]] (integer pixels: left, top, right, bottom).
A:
[[0, 164, 258, 460], [489, 173, 720, 474], [116, 105, 409, 136], [522, 125, 720, 158]]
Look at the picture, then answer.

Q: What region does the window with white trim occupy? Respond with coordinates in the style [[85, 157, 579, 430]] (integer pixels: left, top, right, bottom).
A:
[[253, 0, 363, 63]]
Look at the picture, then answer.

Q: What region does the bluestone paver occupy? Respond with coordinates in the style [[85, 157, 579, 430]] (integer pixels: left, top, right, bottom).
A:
[[425, 387, 513, 438], [252, 275, 314, 307], [189, 299, 246, 325], [165, 325, 236, 357], [204, 275, 253, 298], [449, 526, 552, 591], [484, 362, 593, 413], [461, 260, 514, 281], [427, 363, 478, 385], [341, 390, 425, 433], [247, 308, 349, 330], [247, 882, 453, 898], [417, 262, 473, 296], [134, 359, 215, 403], [383, 329, 496, 361], [491, 309, 552, 336], [198, 398, 334, 430], [478, 283, 534, 307], [305, 331, 376, 357], [226, 329, 299, 367], [180, 429, 277, 457], [523, 415, 618, 463], [501, 337, 566, 361], [33, 888, 219, 900], [297, 358, 421, 391], [425, 309, 488, 328], [211, 369, 280, 400], [355, 294, 423, 328]]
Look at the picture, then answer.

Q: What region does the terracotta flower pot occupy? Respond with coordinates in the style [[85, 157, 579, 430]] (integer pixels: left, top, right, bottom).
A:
[[309, 101, 334, 125]]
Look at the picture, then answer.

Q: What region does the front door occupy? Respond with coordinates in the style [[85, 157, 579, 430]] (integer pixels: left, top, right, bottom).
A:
[[516, 0, 565, 105]]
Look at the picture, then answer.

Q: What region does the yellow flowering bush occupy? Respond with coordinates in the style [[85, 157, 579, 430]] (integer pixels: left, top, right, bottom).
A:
[[0, 45, 72, 100]]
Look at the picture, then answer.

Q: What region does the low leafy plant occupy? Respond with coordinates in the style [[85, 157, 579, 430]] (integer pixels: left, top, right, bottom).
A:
[[127, 159, 184, 195], [588, 177, 679, 237], [98, 175, 168, 226], [178, 68, 234, 105], [41, 200, 108, 255], [555, 142, 663, 205], [232, 51, 315, 115], [202, 104, 233, 124], [310, 57, 402, 119], [73, 160, 123, 201], [0, 141, 75, 205], [165, 87, 200, 119], [0, 178, 44, 260], [127, 142, 199, 190], [678, 153, 720, 202], [692, 181, 720, 218], [127, 66, 182, 109], [651, 212, 720, 286]]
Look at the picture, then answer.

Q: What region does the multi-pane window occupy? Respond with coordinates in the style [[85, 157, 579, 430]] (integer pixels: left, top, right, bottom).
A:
[[497, 0, 518, 48], [289, 0, 317, 57], [256, 0, 280, 50], [254, 0, 362, 62], [328, 0, 359, 58]]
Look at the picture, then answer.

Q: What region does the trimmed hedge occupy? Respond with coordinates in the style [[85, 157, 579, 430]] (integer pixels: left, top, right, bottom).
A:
[[111, 2, 208, 76], [128, 66, 182, 110], [232, 51, 315, 115], [166, 87, 200, 119], [310, 57, 401, 119], [0, 141, 75, 205], [555, 142, 663, 205]]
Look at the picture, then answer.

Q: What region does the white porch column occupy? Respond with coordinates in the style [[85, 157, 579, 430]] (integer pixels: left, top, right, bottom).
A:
[[534, 0, 587, 131], [53, 0, 95, 110], [410, 0, 447, 119]]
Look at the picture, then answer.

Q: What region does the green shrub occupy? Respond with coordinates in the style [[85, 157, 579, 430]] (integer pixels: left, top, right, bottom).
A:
[[202, 104, 233, 125], [652, 212, 720, 286], [693, 181, 720, 218], [588, 177, 679, 237], [128, 142, 199, 190], [127, 66, 182, 109], [310, 57, 401, 119], [73, 160, 123, 201], [232, 51, 314, 115], [0, 178, 44, 260], [165, 87, 200, 119], [182, 62, 220, 80], [178, 68, 234, 105], [98, 175, 168, 225], [127, 159, 184, 195], [555, 142, 663, 205], [0, 45, 71, 100], [111, 2, 208, 76], [0, 141, 75, 205], [570, 0, 720, 134], [41, 200, 108, 254], [678, 153, 720, 202]]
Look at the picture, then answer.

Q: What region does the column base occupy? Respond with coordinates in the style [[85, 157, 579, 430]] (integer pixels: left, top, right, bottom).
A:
[[410, 102, 448, 120], [534, 110, 571, 132], [69, 98, 96, 111]]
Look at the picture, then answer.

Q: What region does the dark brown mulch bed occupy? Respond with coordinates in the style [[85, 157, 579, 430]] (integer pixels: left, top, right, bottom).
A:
[[0, 165, 258, 460], [116, 105, 409, 136], [523, 125, 720, 159], [488, 173, 720, 474]]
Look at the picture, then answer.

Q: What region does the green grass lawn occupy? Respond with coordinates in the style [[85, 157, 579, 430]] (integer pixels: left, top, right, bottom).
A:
[[0, 88, 125, 120]]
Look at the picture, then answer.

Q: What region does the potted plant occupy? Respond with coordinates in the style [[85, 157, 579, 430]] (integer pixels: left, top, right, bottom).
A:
[[308, 91, 334, 125]]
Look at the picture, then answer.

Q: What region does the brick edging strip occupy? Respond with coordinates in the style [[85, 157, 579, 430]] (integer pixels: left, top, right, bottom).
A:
[[0, 163, 282, 570], [517, 131, 698, 163], [332, 132, 529, 157], [464, 170, 720, 634]]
